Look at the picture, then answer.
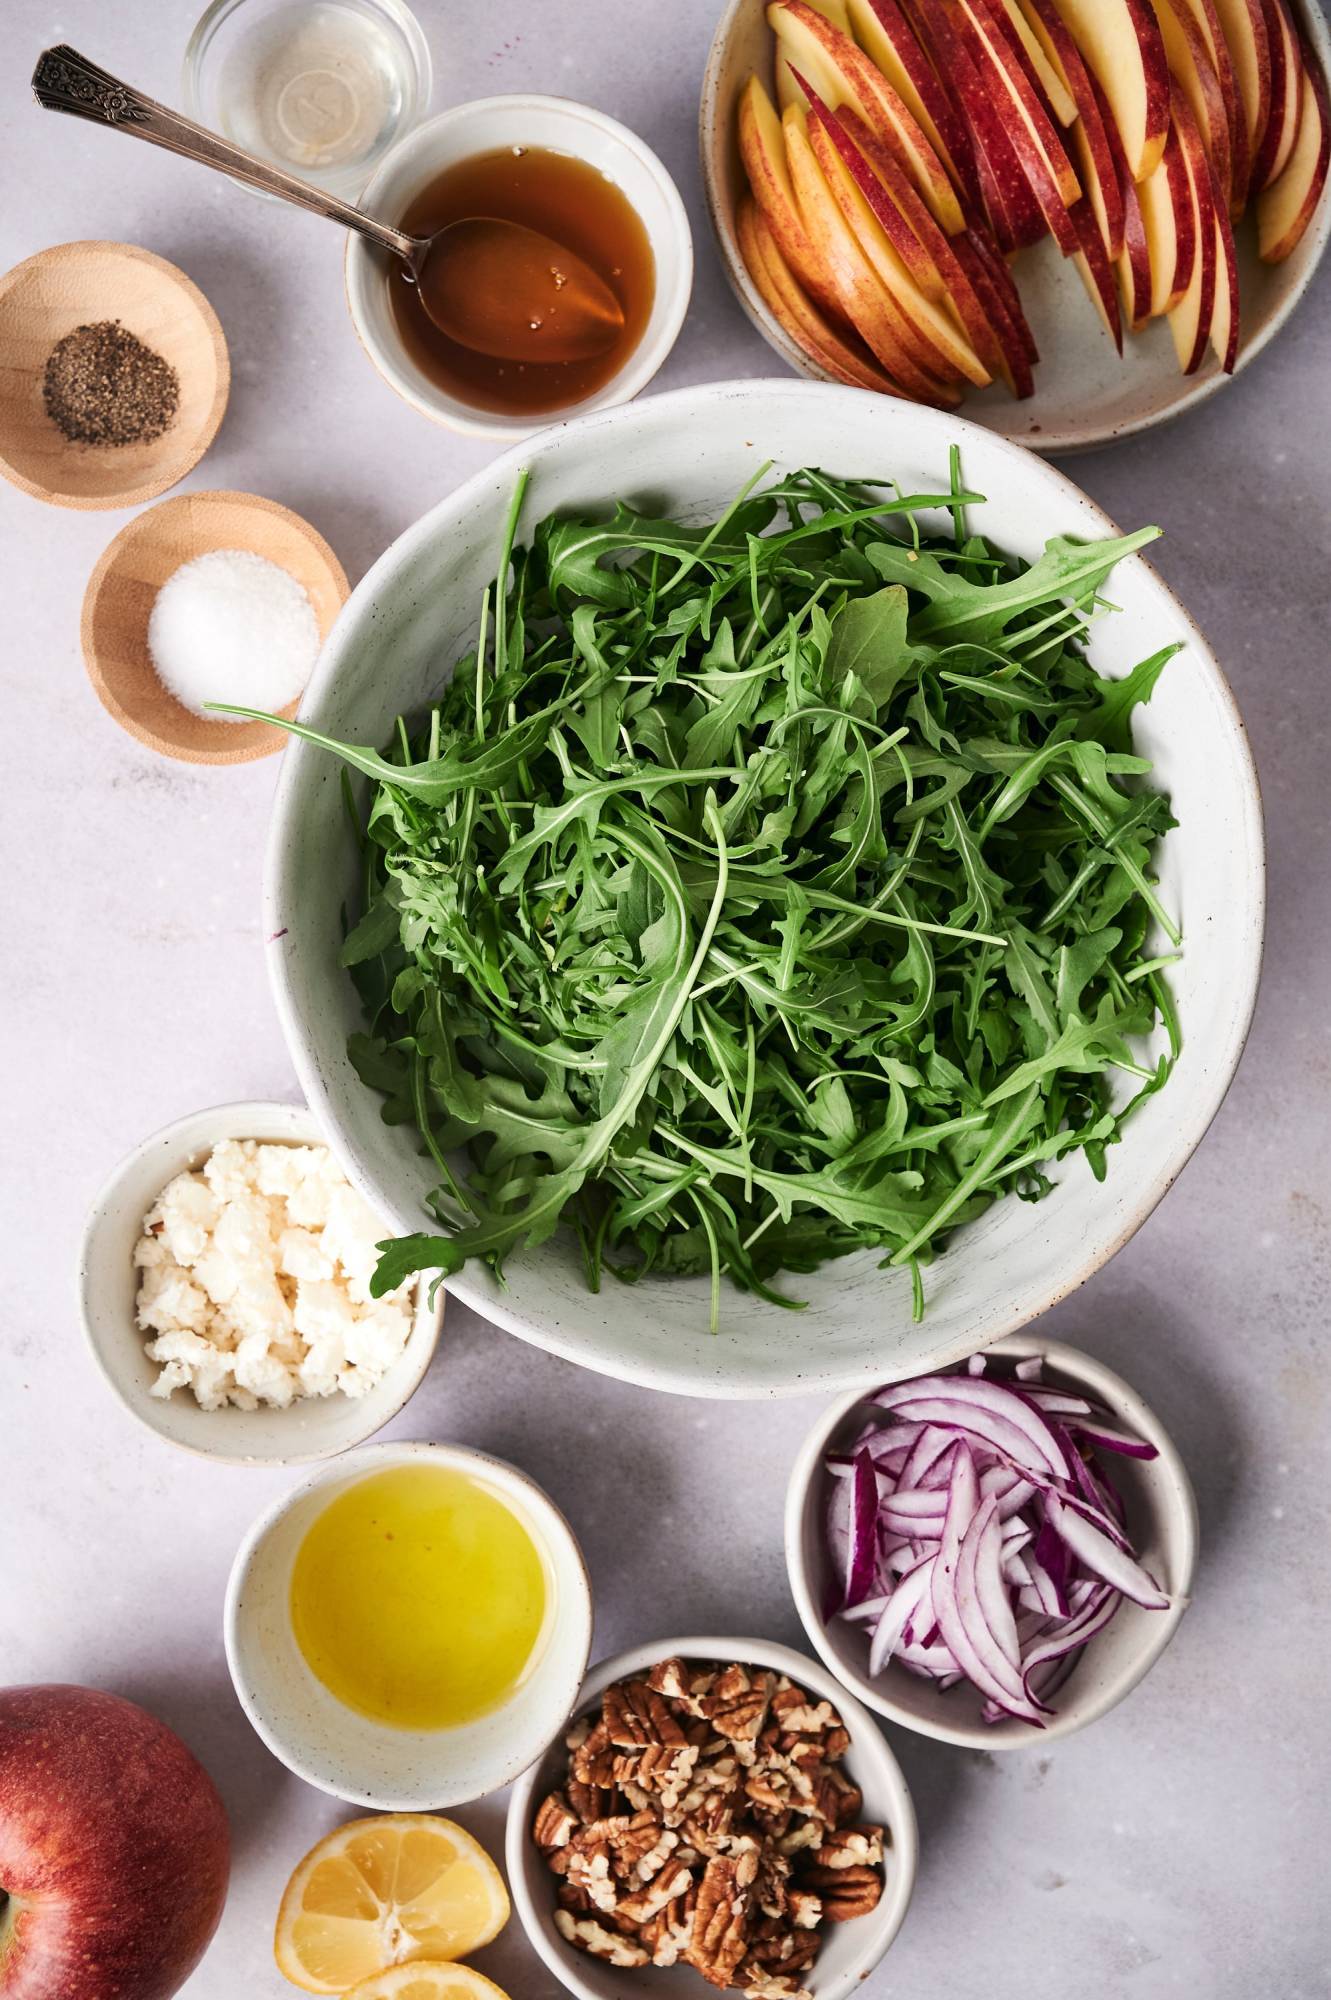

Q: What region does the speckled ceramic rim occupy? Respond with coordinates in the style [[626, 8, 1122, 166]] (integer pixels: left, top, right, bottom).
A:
[[224, 1438, 594, 1808], [344, 94, 694, 439], [505, 1634, 919, 2000], [784, 1332, 1201, 1748], [263, 377, 1265, 1400], [698, 0, 1331, 455], [75, 1098, 442, 1466]]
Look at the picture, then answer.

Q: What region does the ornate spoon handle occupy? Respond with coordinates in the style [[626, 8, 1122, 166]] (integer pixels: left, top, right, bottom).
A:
[[31, 45, 423, 265]]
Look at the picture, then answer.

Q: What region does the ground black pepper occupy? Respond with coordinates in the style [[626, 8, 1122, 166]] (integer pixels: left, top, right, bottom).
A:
[[42, 320, 180, 447]]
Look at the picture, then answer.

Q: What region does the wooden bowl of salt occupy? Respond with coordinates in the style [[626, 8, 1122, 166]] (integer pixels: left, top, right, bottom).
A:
[[81, 490, 350, 766], [0, 241, 229, 510]]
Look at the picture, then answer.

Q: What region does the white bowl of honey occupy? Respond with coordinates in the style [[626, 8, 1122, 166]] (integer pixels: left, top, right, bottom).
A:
[[345, 95, 693, 436], [224, 1439, 593, 1807]]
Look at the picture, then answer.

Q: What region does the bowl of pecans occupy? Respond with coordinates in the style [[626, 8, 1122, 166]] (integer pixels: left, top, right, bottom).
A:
[[505, 1636, 917, 2000]]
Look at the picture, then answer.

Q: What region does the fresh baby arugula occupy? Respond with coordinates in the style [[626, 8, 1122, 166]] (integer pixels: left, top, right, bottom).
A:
[[223, 455, 1181, 1327]]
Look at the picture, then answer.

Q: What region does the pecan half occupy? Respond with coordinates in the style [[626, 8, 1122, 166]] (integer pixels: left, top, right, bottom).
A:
[[533, 1791, 577, 1852], [699, 1663, 774, 1743], [571, 1718, 618, 1787], [812, 1824, 885, 1870], [554, 1909, 650, 1967], [801, 1861, 883, 1921], [684, 1851, 757, 1988], [604, 1679, 688, 1749]]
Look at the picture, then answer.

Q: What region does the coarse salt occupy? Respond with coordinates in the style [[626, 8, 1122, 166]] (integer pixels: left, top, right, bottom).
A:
[[133, 1138, 415, 1411], [147, 547, 320, 721]]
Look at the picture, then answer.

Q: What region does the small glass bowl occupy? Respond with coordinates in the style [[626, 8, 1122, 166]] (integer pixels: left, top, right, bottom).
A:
[[183, 0, 433, 201]]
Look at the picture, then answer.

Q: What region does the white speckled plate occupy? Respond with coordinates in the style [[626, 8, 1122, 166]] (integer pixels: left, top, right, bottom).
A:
[[699, 0, 1331, 454], [263, 380, 1264, 1400]]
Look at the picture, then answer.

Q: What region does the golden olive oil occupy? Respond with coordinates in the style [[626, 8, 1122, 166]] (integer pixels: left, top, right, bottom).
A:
[[289, 1463, 550, 1730]]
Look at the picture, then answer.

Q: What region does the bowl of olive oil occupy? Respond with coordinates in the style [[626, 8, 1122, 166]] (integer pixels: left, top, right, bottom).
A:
[[224, 1441, 593, 1808]]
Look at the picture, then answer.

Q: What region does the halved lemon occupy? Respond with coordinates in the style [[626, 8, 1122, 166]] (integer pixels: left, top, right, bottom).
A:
[[274, 1815, 510, 1994], [344, 1967, 512, 2000]]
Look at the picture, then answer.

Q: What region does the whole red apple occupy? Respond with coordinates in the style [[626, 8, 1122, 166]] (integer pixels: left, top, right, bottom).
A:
[[0, 1686, 229, 2000]]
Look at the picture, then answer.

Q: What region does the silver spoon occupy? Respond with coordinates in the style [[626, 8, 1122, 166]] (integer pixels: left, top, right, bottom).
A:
[[31, 46, 626, 364]]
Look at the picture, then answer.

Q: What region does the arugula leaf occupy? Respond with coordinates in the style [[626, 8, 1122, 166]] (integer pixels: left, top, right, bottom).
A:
[[248, 462, 1181, 1324]]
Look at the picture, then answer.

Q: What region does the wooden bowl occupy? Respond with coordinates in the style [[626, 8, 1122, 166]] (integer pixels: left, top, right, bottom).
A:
[[81, 491, 350, 766], [0, 240, 229, 509]]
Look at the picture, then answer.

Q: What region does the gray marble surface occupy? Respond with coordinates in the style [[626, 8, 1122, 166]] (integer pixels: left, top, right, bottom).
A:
[[3, 4, 1329, 1996]]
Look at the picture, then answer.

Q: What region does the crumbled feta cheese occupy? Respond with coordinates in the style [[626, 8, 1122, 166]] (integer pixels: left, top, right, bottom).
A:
[[134, 1140, 416, 1411]]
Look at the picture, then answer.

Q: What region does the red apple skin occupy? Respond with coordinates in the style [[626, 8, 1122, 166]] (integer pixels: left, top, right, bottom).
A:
[[0, 1687, 230, 2000]]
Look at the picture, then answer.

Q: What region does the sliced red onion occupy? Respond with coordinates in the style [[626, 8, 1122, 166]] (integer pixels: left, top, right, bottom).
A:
[[874, 1377, 1071, 1479], [1023, 1388, 1094, 1417], [869, 1557, 935, 1674], [846, 1447, 879, 1607], [1043, 1493, 1168, 1610], [1067, 1415, 1160, 1459], [828, 1352, 1171, 1726]]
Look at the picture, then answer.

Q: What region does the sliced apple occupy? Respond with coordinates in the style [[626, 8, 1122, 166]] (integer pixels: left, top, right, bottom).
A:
[[1167, 84, 1220, 371], [946, 232, 1037, 391], [769, 0, 969, 231], [805, 99, 993, 381], [739, 74, 845, 316], [990, 0, 1078, 122], [960, 223, 1041, 363], [783, 101, 964, 400], [1211, 0, 1272, 190], [1251, 0, 1305, 189], [1117, 178, 1155, 327], [846, 0, 984, 208], [1258, 51, 1330, 260], [738, 195, 904, 390], [1096, 69, 1155, 326], [1016, 0, 1126, 256], [832, 102, 1018, 365], [1050, 0, 1172, 180], [1208, 158, 1240, 370], [951, 0, 1085, 227], [1169, 0, 1250, 207], [1151, 0, 1234, 208], [1138, 113, 1197, 313], [1068, 199, 1124, 345], [905, 0, 1053, 246]]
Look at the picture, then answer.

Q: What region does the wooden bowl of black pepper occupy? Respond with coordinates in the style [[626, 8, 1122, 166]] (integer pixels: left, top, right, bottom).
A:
[[0, 240, 229, 510]]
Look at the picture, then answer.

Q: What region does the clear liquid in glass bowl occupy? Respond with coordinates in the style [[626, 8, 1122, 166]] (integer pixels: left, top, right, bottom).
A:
[[184, 0, 432, 199]]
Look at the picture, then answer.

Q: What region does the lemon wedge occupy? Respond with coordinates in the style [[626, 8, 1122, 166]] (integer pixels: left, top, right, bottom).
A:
[[343, 1967, 512, 2000], [274, 1815, 510, 1994]]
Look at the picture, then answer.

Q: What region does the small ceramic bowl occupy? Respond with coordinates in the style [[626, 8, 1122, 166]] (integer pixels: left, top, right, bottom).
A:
[[183, 0, 433, 201], [0, 241, 229, 508], [699, 0, 1331, 453], [785, 1333, 1198, 1749], [346, 96, 693, 438], [506, 1635, 918, 2000], [226, 1439, 594, 1808], [80, 489, 349, 765], [77, 1099, 441, 1465]]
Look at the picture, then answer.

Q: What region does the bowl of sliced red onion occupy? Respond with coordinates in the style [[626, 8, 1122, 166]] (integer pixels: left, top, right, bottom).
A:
[[785, 1335, 1197, 1748]]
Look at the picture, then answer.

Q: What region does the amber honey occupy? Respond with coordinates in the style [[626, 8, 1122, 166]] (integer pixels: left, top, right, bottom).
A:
[[389, 145, 655, 416]]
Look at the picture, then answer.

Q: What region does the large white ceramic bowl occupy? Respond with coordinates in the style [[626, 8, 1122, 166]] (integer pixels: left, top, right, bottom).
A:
[[504, 1635, 918, 2000], [263, 379, 1264, 1399], [225, 1438, 593, 1808], [699, 0, 1331, 454]]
